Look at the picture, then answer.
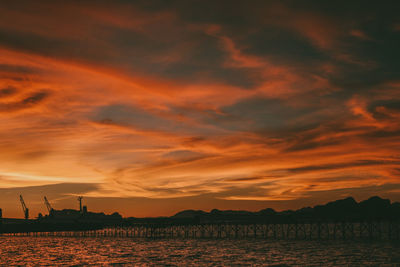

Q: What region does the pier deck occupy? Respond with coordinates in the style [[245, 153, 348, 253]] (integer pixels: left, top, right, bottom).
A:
[[1, 221, 399, 240]]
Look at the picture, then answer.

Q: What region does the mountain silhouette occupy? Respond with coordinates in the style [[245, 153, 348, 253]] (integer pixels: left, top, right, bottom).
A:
[[171, 196, 400, 223]]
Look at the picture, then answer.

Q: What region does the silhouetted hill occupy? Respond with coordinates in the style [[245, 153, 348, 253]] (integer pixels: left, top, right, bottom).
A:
[[170, 196, 400, 223], [358, 196, 391, 219], [173, 210, 208, 218], [257, 208, 277, 216]]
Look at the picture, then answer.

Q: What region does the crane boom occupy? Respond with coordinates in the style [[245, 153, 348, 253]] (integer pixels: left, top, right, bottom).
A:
[[44, 196, 53, 213], [19, 195, 29, 220]]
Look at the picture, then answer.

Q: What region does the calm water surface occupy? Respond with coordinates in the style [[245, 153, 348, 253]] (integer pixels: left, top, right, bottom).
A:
[[0, 237, 399, 266]]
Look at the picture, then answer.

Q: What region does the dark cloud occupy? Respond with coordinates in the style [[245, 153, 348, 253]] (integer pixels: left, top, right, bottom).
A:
[[18, 150, 51, 161], [369, 99, 400, 116], [0, 64, 40, 75], [287, 160, 400, 174], [243, 26, 327, 65], [0, 91, 50, 112], [0, 5, 260, 89], [225, 176, 269, 182], [0, 86, 18, 97], [162, 150, 207, 162], [206, 97, 338, 134], [22, 91, 48, 105], [0, 0, 398, 92], [284, 138, 342, 152], [92, 104, 173, 131], [0, 182, 99, 195], [92, 104, 223, 137]]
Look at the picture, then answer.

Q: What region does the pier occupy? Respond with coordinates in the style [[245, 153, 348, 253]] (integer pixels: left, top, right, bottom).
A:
[[1, 221, 399, 241]]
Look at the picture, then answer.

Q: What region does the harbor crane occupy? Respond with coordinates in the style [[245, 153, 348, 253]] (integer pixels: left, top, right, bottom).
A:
[[19, 195, 29, 220], [44, 196, 54, 215]]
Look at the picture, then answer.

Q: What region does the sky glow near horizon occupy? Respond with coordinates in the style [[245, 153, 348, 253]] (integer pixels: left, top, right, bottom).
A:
[[0, 0, 400, 218]]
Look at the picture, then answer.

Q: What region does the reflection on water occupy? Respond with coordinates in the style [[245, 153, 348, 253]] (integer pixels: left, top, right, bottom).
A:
[[0, 237, 399, 266]]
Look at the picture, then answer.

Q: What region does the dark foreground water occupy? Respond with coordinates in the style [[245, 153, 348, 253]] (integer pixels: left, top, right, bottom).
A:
[[0, 237, 399, 266]]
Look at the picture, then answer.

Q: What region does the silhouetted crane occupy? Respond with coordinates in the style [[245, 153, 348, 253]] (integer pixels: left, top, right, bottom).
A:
[[19, 195, 29, 220], [78, 196, 83, 212], [44, 196, 54, 215]]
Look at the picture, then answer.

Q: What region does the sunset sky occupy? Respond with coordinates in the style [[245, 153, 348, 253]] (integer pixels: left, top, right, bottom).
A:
[[1, 0, 400, 218]]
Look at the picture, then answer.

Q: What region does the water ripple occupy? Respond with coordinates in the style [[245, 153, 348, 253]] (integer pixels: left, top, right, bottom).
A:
[[0, 237, 399, 266]]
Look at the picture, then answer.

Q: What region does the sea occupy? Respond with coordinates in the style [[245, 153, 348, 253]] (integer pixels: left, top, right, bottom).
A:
[[0, 237, 399, 266]]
